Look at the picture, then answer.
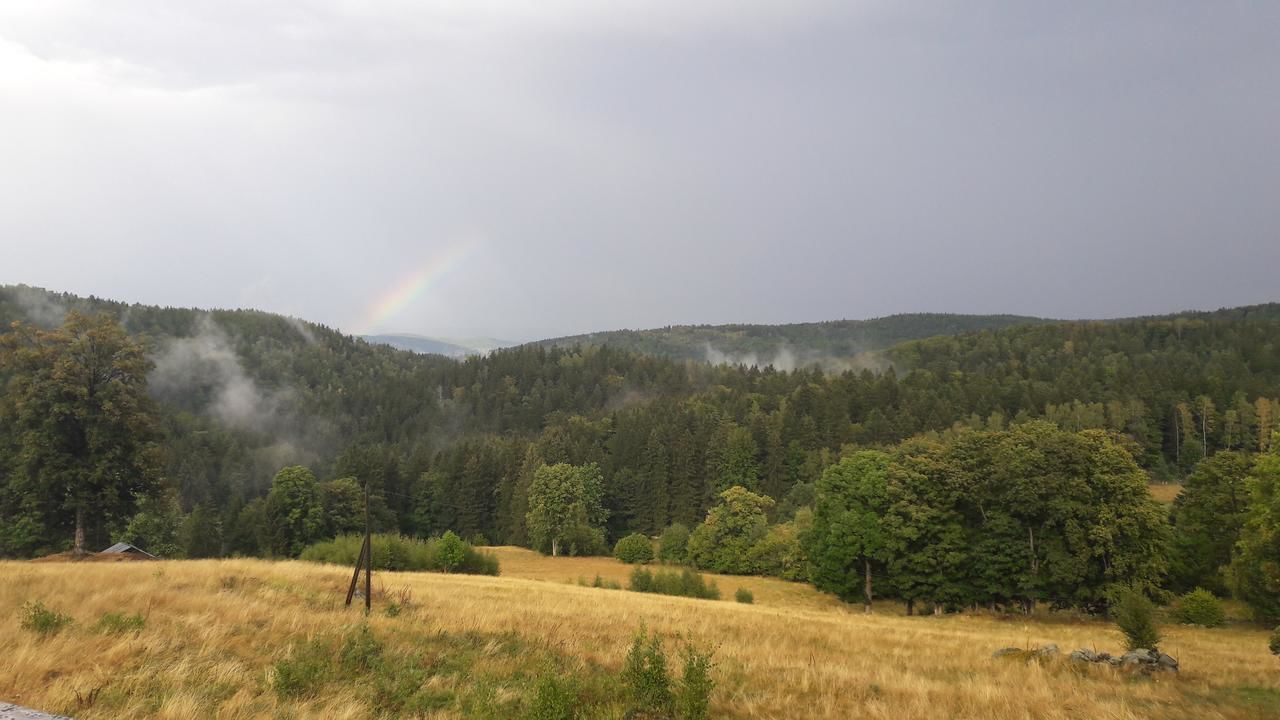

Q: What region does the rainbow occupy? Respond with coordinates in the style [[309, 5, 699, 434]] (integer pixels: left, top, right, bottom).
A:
[[355, 240, 477, 335]]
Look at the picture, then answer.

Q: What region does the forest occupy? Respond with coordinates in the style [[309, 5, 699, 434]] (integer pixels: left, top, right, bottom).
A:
[[1, 284, 1278, 621]]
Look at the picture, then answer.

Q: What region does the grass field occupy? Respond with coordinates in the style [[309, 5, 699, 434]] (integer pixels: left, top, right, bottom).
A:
[[2, 548, 1277, 719], [1148, 483, 1184, 505]]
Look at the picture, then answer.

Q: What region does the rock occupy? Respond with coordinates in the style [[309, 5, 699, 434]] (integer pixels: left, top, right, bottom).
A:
[[1032, 644, 1059, 658], [1069, 649, 1097, 663], [1156, 653, 1179, 672], [992, 647, 1024, 658], [1119, 650, 1150, 666]]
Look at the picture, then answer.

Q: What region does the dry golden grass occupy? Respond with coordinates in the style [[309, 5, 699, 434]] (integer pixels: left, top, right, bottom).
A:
[[1148, 483, 1184, 505], [2, 549, 1277, 719]]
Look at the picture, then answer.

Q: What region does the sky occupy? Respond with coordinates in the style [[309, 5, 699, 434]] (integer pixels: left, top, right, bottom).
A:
[[2, 1, 1277, 341]]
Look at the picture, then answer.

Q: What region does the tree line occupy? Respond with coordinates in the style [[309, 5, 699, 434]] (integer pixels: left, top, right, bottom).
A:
[[0, 287, 1278, 621]]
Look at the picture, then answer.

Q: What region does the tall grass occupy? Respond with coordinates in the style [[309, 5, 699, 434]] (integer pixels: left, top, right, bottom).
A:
[[299, 533, 498, 575]]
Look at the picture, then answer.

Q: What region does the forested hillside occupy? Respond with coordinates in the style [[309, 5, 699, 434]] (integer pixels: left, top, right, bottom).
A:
[[535, 313, 1046, 366], [2, 285, 1280, 579]]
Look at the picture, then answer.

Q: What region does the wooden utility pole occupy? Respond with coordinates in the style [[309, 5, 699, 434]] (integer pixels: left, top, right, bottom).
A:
[[344, 478, 373, 612], [363, 479, 372, 612]]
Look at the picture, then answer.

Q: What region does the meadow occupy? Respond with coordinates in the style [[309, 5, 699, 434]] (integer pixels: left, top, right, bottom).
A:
[[2, 548, 1277, 719]]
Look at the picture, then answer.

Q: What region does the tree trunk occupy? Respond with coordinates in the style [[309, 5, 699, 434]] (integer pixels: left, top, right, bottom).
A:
[[906, 599, 915, 616], [933, 604, 943, 616], [863, 558, 873, 614], [551, 537, 560, 557], [74, 507, 86, 555]]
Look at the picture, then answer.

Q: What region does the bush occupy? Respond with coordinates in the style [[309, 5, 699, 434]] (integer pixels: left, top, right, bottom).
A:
[[1270, 626, 1280, 656], [19, 601, 72, 636], [1112, 588, 1161, 651], [734, 588, 754, 604], [622, 628, 673, 714], [676, 645, 715, 720], [95, 612, 146, 634], [629, 567, 720, 600], [528, 674, 577, 720], [614, 533, 655, 564], [658, 523, 690, 563], [1173, 588, 1226, 627], [436, 531, 467, 572], [299, 533, 499, 575]]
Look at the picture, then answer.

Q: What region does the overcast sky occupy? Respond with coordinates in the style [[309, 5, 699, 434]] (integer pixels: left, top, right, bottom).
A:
[[2, 1, 1277, 340]]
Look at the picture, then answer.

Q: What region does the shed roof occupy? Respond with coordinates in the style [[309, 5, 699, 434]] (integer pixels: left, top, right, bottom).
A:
[[100, 542, 159, 559]]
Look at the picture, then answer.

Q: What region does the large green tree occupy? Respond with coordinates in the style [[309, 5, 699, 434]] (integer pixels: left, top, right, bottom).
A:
[[1229, 444, 1280, 623], [525, 463, 607, 556], [264, 465, 326, 557], [0, 312, 160, 555], [1169, 451, 1253, 594], [807, 451, 891, 611], [687, 485, 774, 574]]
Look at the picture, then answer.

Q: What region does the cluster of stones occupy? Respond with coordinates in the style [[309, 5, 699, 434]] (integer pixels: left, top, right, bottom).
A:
[[992, 645, 1178, 673], [1069, 648, 1179, 673]]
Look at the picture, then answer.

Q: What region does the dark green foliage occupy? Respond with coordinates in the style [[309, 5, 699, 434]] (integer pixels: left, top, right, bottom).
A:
[[299, 533, 498, 575], [1174, 588, 1226, 627], [1229, 450, 1280, 623], [676, 645, 715, 720], [613, 533, 654, 564], [734, 588, 754, 604], [265, 466, 327, 558], [658, 523, 690, 563], [629, 567, 720, 600], [622, 628, 673, 714], [2, 285, 1278, 615], [537, 313, 1045, 363], [19, 601, 72, 636], [94, 612, 146, 635], [807, 451, 890, 609], [340, 623, 383, 673], [1169, 452, 1253, 594], [1113, 589, 1162, 651], [0, 311, 160, 554], [1270, 627, 1280, 656]]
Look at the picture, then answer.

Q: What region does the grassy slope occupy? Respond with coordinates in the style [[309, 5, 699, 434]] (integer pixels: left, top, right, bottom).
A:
[[3, 551, 1278, 719]]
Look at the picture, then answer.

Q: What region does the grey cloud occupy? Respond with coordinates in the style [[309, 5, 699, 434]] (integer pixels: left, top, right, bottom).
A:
[[2, 1, 1277, 340]]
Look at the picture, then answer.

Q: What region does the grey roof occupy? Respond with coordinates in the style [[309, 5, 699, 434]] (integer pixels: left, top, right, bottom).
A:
[[100, 542, 159, 559]]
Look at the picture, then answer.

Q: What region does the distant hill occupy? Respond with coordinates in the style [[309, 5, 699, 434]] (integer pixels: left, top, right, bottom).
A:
[[532, 313, 1049, 368], [363, 334, 515, 358]]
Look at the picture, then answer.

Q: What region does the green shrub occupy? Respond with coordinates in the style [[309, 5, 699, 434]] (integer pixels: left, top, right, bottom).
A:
[[1173, 588, 1226, 627], [19, 601, 72, 636], [95, 612, 146, 634], [1112, 588, 1161, 651], [622, 628, 673, 714], [340, 623, 383, 673], [1270, 626, 1280, 656], [614, 533, 655, 564], [734, 588, 754, 604], [527, 674, 577, 720], [436, 531, 467, 572], [299, 533, 499, 575], [629, 567, 719, 600], [658, 523, 690, 563], [676, 645, 715, 720], [272, 637, 334, 699]]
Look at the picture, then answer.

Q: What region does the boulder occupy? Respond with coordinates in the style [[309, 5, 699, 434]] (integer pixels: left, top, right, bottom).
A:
[[1031, 644, 1059, 659], [1069, 649, 1097, 663]]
